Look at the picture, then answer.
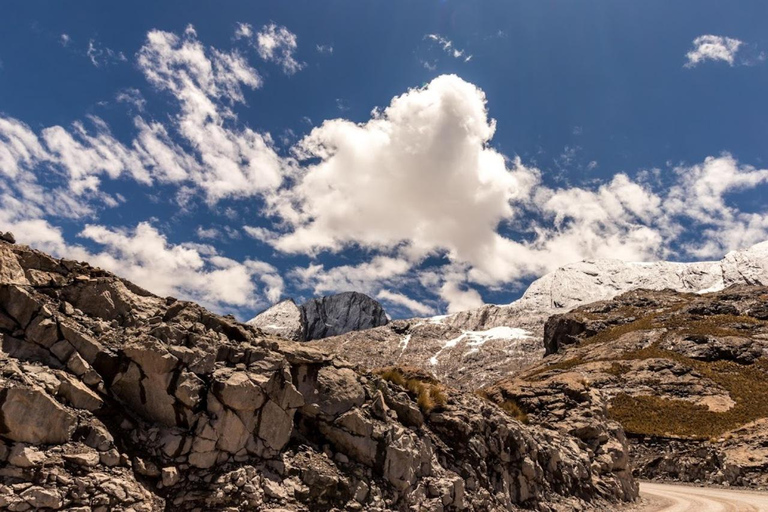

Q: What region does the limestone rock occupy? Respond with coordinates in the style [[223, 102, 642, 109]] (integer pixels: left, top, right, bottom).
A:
[[0, 386, 77, 444], [8, 444, 46, 467], [0, 240, 639, 510]]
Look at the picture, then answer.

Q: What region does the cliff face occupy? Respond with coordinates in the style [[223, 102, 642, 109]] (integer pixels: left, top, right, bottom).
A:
[[312, 242, 768, 390], [0, 237, 636, 511], [302, 291, 388, 340], [483, 285, 768, 488], [247, 292, 388, 342]]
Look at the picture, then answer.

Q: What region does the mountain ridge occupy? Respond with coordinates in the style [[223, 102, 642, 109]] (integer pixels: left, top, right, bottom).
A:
[[312, 241, 768, 390]]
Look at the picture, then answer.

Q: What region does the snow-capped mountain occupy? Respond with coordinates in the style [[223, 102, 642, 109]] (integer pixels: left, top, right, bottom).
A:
[[313, 241, 768, 390]]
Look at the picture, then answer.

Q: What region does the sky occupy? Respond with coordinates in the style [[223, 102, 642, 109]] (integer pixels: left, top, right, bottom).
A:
[[1, 1, 768, 320]]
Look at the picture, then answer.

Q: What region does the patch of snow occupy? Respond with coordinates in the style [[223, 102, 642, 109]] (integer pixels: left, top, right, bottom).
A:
[[696, 283, 726, 294], [398, 334, 411, 354], [430, 326, 533, 364], [428, 315, 448, 324]]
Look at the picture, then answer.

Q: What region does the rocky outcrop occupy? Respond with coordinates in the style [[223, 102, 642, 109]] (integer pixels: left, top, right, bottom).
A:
[[247, 292, 388, 342], [495, 285, 768, 488], [246, 299, 306, 341], [313, 241, 768, 391], [0, 235, 637, 510], [302, 291, 388, 340]]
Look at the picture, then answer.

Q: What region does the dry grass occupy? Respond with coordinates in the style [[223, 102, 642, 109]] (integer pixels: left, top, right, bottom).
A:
[[527, 300, 768, 439], [377, 367, 448, 414], [475, 389, 529, 424], [606, 338, 768, 439], [526, 357, 587, 379]]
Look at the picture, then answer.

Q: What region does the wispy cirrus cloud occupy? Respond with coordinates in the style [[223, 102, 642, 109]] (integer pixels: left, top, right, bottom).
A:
[[425, 34, 472, 62]]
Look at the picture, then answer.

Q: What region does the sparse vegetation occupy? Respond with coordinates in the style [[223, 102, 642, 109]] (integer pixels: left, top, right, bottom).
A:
[[475, 389, 529, 424], [527, 296, 768, 439], [378, 368, 406, 387], [527, 357, 586, 379], [377, 367, 448, 414], [605, 362, 630, 377]]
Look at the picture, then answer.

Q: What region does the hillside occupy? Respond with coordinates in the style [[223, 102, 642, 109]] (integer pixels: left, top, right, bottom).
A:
[[0, 236, 636, 510], [481, 285, 768, 488]]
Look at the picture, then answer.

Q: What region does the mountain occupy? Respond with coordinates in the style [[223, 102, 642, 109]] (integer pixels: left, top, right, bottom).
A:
[[0, 235, 636, 510], [482, 285, 768, 488], [312, 242, 768, 390], [247, 292, 388, 341]]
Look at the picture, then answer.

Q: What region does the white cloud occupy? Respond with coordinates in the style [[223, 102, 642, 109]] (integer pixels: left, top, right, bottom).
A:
[[273, 75, 537, 280], [60, 34, 71, 47], [316, 44, 333, 55], [439, 281, 484, 314], [234, 23, 253, 40], [291, 257, 411, 296], [243, 225, 280, 244], [80, 222, 282, 311], [87, 38, 127, 67], [425, 34, 472, 62], [197, 226, 220, 239], [685, 35, 743, 68], [136, 25, 288, 203], [377, 289, 435, 316], [264, 75, 768, 313], [2, 24, 286, 206], [254, 23, 304, 75], [116, 88, 146, 112]]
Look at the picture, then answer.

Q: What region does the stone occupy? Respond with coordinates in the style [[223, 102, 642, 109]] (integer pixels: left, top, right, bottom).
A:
[[314, 367, 365, 418], [8, 445, 46, 467], [0, 286, 39, 329], [0, 232, 15, 244], [0, 237, 649, 511], [19, 487, 62, 510], [162, 467, 180, 487], [50, 340, 75, 362], [0, 245, 28, 285], [213, 369, 266, 411], [0, 387, 77, 444], [258, 400, 293, 451], [64, 449, 101, 467], [173, 370, 204, 408], [25, 316, 59, 349], [57, 373, 104, 411]]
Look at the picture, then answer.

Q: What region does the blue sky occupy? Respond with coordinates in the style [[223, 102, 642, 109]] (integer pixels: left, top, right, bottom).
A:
[[1, 1, 768, 320]]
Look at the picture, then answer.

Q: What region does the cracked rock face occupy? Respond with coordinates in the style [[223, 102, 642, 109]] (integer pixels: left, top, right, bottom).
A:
[[0, 236, 636, 510]]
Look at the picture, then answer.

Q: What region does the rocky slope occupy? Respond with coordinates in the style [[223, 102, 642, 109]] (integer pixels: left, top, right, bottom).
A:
[[247, 292, 388, 342], [481, 285, 768, 488], [0, 236, 637, 510], [312, 242, 768, 390]]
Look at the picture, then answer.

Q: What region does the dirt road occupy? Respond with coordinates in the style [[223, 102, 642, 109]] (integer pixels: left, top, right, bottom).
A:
[[639, 482, 768, 511]]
